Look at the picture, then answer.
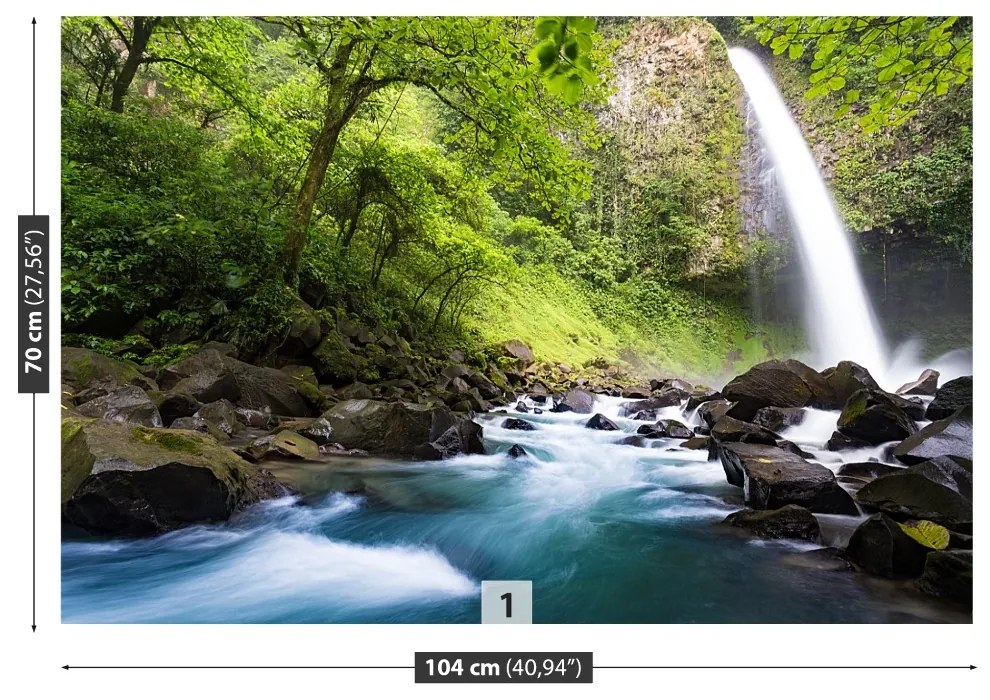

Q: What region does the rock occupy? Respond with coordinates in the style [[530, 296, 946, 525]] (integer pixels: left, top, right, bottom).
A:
[[168, 417, 216, 436], [507, 444, 528, 459], [917, 550, 972, 607], [891, 406, 972, 465], [298, 417, 335, 445], [714, 442, 858, 514], [723, 505, 821, 542], [194, 399, 244, 437], [722, 359, 837, 420], [500, 339, 535, 368], [156, 393, 201, 426], [622, 386, 652, 399], [619, 435, 649, 447], [777, 440, 816, 460], [896, 369, 940, 397], [821, 360, 880, 405], [61, 417, 284, 535], [561, 389, 595, 414], [413, 419, 485, 460], [836, 389, 916, 445], [467, 372, 502, 400], [250, 430, 320, 461], [235, 407, 277, 430], [311, 332, 366, 385], [825, 431, 873, 451], [514, 402, 530, 413], [503, 417, 537, 431], [680, 436, 710, 450], [320, 399, 482, 458], [532, 408, 543, 415], [837, 462, 905, 483], [199, 341, 238, 358], [285, 300, 322, 353], [340, 382, 374, 400], [162, 350, 312, 416], [652, 377, 693, 393], [925, 376, 972, 420], [618, 391, 686, 418], [710, 415, 780, 446], [855, 456, 972, 530], [685, 389, 722, 412], [585, 413, 619, 431], [697, 399, 731, 428], [844, 513, 928, 578], [62, 347, 157, 392], [637, 419, 693, 439], [752, 406, 805, 433], [76, 385, 163, 427]]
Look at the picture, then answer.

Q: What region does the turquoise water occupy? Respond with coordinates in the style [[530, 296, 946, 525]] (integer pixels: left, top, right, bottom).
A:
[[62, 397, 967, 623]]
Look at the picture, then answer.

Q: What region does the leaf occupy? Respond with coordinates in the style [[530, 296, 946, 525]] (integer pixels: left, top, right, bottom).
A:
[[828, 76, 846, 90], [534, 17, 562, 41], [788, 43, 805, 60], [844, 89, 861, 103], [898, 520, 950, 550]]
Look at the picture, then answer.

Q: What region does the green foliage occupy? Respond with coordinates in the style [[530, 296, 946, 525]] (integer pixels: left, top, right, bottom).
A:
[[530, 17, 601, 104], [752, 16, 972, 131]]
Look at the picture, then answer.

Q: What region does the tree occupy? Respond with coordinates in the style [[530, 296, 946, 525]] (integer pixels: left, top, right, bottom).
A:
[[752, 16, 972, 131], [261, 16, 604, 285]]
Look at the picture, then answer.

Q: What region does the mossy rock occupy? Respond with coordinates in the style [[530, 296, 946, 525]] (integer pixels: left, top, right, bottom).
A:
[[62, 347, 157, 392], [61, 418, 284, 535]]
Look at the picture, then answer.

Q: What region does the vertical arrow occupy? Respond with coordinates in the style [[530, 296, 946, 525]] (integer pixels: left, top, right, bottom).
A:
[[31, 16, 38, 633]]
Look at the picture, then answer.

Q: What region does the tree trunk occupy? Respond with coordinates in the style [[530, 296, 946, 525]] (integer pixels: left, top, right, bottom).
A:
[[109, 17, 156, 113], [283, 109, 345, 285]]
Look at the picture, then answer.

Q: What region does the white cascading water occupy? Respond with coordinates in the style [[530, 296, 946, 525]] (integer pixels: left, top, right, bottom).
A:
[[728, 48, 887, 374]]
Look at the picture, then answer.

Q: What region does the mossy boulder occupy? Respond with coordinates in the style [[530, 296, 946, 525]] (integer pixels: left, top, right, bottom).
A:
[[844, 513, 928, 578], [312, 331, 367, 385], [836, 389, 916, 445], [821, 360, 880, 405], [61, 417, 285, 535], [62, 347, 157, 392], [249, 430, 320, 461]]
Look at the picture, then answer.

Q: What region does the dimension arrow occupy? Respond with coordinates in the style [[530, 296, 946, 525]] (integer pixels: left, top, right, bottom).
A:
[[30, 16, 38, 634], [63, 664, 975, 671]]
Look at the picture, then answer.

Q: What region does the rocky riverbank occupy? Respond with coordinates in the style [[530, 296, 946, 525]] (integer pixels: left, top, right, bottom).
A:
[[61, 337, 972, 612]]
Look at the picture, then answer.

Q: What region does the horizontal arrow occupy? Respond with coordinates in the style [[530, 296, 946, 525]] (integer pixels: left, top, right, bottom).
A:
[[64, 665, 975, 671]]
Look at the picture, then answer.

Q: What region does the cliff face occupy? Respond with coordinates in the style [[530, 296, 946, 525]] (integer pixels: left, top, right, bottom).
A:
[[591, 18, 746, 280]]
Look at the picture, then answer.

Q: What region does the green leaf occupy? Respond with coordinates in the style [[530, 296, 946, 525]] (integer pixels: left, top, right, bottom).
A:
[[827, 76, 846, 90], [898, 520, 950, 550], [788, 43, 805, 60], [534, 17, 562, 41], [844, 89, 861, 103]]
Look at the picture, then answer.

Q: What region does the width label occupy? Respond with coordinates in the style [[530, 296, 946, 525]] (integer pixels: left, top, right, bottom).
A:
[[415, 652, 592, 683], [19, 215, 49, 393]]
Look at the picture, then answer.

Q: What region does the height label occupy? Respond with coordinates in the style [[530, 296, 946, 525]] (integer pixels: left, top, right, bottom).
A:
[[19, 215, 49, 393], [415, 652, 592, 683]]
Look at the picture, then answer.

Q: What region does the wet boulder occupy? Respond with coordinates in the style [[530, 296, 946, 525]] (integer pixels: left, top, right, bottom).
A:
[[235, 407, 277, 430], [619, 435, 649, 447], [917, 550, 972, 608], [924, 376, 972, 420], [822, 360, 880, 405], [586, 413, 620, 431], [844, 513, 929, 578], [710, 415, 780, 446], [75, 385, 163, 427], [896, 369, 940, 397], [193, 399, 245, 437], [685, 388, 722, 412], [679, 436, 711, 450], [622, 386, 652, 399], [723, 505, 821, 543], [714, 442, 858, 515], [414, 419, 485, 460], [837, 461, 905, 484], [697, 399, 731, 429], [500, 339, 535, 369], [156, 392, 201, 427], [297, 416, 335, 445], [836, 389, 916, 445], [637, 419, 693, 439], [250, 430, 321, 461], [825, 431, 873, 451], [507, 444, 528, 459], [752, 406, 806, 433], [61, 417, 284, 536], [619, 391, 687, 418], [467, 372, 502, 400], [561, 389, 595, 414], [855, 455, 972, 531], [503, 417, 536, 431], [721, 359, 837, 420], [320, 399, 483, 457], [891, 406, 972, 465]]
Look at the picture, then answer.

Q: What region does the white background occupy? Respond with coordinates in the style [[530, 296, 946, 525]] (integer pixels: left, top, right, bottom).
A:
[[0, 1, 984, 698]]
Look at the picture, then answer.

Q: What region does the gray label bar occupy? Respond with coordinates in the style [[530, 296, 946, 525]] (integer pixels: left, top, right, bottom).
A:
[[19, 215, 49, 393], [415, 652, 592, 683]]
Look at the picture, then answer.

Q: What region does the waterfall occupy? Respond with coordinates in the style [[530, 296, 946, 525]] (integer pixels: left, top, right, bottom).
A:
[[729, 47, 886, 374]]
